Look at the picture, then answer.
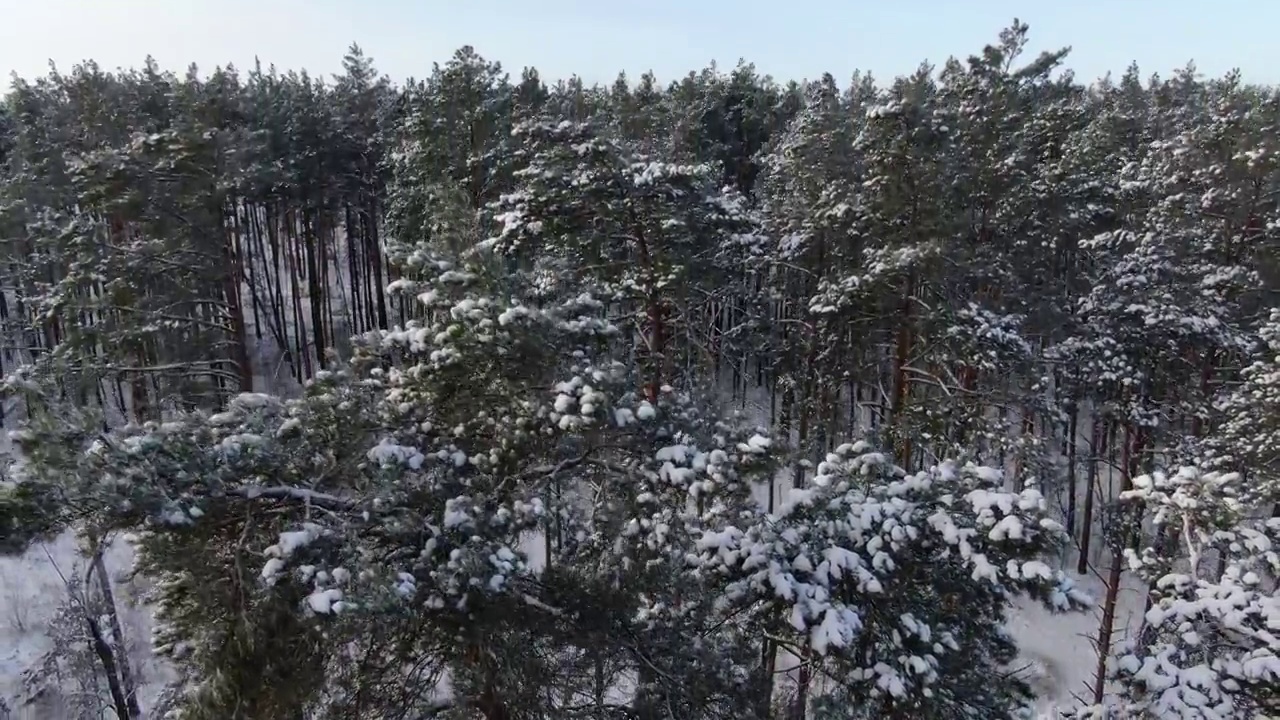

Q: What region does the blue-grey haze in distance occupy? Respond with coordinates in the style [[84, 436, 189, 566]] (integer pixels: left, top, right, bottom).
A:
[[0, 0, 1274, 89]]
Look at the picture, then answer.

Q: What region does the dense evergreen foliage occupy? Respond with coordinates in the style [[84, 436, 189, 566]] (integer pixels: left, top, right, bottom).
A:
[[1, 20, 1277, 720]]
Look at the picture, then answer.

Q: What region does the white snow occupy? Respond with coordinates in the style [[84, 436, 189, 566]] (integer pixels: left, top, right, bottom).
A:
[[0, 532, 174, 717], [265, 523, 325, 558], [305, 588, 345, 615], [1008, 564, 1148, 716]]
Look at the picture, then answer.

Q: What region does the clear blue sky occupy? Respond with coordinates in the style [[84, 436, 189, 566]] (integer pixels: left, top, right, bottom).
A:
[[0, 0, 1275, 89]]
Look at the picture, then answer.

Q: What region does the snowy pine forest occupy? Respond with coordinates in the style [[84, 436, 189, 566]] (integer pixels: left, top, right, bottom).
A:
[[1, 19, 1278, 720]]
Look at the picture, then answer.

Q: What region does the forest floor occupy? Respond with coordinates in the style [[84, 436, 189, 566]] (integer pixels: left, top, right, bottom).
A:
[[0, 532, 174, 718]]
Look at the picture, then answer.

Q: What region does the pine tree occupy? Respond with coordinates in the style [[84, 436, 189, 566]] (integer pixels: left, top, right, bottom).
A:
[[698, 442, 1089, 718]]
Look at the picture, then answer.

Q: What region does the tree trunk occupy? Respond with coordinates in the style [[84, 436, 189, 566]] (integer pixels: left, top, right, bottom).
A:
[[757, 639, 777, 719], [266, 203, 294, 378], [364, 199, 389, 329], [1078, 415, 1101, 575], [1092, 422, 1142, 704], [1065, 398, 1080, 537], [892, 273, 914, 467], [223, 201, 254, 393], [92, 551, 140, 718], [83, 611, 135, 720], [84, 538, 141, 720], [475, 688, 510, 720], [344, 204, 363, 335], [303, 209, 327, 371], [630, 216, 665, 402], [286, 209, 310, 381], [791, 643, 811, 720], [241, 202, 264, 341]]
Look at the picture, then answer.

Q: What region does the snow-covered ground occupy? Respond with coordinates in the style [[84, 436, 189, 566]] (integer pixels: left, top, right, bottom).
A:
[[1011, 571, 1146, 716], [0, 533, 174, 719]]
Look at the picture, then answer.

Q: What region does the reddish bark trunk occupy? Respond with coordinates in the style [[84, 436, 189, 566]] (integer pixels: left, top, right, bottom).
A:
[[1093, 423, 1143, 703], [892, 273, 915, 467]]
